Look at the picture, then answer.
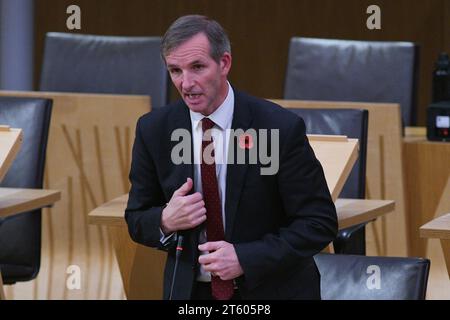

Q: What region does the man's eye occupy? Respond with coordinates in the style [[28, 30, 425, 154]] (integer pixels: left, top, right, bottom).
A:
[[170, 69, 181, 75], [193, 65, 204, 71]]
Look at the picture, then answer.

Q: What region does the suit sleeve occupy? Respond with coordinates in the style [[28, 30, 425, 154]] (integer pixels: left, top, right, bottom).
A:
[[234, 117, 338, 290], [125, 117, 175, 250]]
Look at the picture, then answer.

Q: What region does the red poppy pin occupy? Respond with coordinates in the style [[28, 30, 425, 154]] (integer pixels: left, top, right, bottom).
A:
[[239, 134, 254, 149]]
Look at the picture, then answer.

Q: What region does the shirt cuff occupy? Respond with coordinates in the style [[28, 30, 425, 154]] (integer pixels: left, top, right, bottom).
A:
[[159, 228, 177, 245]]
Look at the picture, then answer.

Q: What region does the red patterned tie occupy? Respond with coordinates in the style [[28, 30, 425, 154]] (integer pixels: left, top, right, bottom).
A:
[[201, 118, 234, 300]]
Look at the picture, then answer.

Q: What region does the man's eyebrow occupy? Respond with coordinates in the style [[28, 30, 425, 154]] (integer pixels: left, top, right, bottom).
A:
[[167, 60, 205, 69], [191, 60, 204, 65]]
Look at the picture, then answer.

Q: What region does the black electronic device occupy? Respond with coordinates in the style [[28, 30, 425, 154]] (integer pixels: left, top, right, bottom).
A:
[[427, 101, 450, 142]]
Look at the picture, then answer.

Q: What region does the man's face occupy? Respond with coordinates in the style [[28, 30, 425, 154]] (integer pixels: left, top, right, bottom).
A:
[[165, 33, 232, 116]]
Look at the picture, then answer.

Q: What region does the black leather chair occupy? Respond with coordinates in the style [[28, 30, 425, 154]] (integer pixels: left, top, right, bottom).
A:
[[314, 253, 430, 299], [0, 97, 53, 284], [289, 108, 368, 254], [39, 32, 169, 109], [284, 37, 419, 126]]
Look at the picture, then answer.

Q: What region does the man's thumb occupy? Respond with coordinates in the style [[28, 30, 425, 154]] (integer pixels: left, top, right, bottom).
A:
[[174, 177, 193, 197]]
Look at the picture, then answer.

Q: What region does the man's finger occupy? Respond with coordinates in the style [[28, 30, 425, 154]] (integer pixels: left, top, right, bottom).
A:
[[172, 177, 193, 197], [198, 241, 225, 252], [186, 199, 205, 212], [183, 192, 203, 204], [198, 252, 216, 265], [191, 213, 207, 228], [202, 263, 218, 273]]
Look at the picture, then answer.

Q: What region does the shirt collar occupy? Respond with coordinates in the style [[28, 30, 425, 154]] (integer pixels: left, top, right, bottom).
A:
[[189, 82, 234, 131]]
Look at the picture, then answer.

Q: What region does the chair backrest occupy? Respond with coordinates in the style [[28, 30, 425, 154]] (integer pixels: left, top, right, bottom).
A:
[[39, 32, 169, 109], [0, 97, 52, 284], [314, 253, 430, 299], [289, 108, 368, 199], [284, 37, 419, 126]]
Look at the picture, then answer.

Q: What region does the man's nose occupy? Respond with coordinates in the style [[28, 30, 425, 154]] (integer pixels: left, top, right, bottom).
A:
[[181, 72, 195, 91]]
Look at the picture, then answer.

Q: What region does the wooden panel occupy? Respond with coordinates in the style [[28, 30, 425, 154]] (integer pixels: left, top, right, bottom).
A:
[[0, 91, 149, 299], [404, 138, 450, 257], [441, 240, 450, 279], [0, 272, 4, 300], [0, 128, 22, 182], [34, 0, 444, 125], [308, 136, 358, 201], [108, 226, 166, 299], [418, 168, 450, 290], [87, 194, 167, 299], [444, 0, 450, 53], [272, 99, 408, 256]]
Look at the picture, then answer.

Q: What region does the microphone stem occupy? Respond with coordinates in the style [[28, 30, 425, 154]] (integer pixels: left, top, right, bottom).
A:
[[169, 234, 184, 300]]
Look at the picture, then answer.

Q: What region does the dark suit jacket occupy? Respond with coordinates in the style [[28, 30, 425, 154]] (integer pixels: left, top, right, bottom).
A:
[[125, 90, 338, 300]]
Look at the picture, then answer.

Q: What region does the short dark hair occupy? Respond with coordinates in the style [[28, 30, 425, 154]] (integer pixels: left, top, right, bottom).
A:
[[161, 15, 231, 63]]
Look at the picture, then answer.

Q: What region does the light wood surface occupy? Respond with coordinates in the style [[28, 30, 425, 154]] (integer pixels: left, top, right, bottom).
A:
[[87, 194, 128, 226], [0, 187, 61, 300], [335, 199, 395, 230], [88, 194, 394, 299], [420, 213, 450, 240], [419, 176, 450, 280], [407, 137, 450, 293], [0, 127, 22, 182], [404, 126, 427, 137], [421, 213, 450, 280], [272, 99, 407, 256], [0, 90, 150, 300], [88, 193, 165, 299], [89, 195, 394, 230], [308, 136, 358, 202], [441, 239, 450, 279], [0, 188, 61, 218], [403, 130, 450, 257], [0, 271, 4, 300]]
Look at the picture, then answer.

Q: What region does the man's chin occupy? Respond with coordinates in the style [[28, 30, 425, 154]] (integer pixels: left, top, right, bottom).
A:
[[184, 101, 206, 113]]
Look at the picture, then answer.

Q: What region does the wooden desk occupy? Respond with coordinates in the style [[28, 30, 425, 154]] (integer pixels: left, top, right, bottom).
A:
[[403, 127, 450, 258], [0, 188, 61, 218], [0, 90, 150, 300], [273, 100, 407, 256], [335, 199, 395, 230], [88, 194, 394, 299], [89, 195, 394, 229], [0, 187, 61, 299], [0, 127, 22, 182], [403, 128, 450, 298], [420, 213, 450, 278]]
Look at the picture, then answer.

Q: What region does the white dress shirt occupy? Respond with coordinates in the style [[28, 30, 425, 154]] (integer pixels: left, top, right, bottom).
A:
[[160, 82, 234, 282], [190, 82, 234, 281]]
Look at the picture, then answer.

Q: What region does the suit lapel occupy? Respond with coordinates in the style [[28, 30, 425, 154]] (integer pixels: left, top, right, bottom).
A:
[[225, 91, 253, 240], [169, 95, 253, 243], [169, 102, 199, 259], [169, 101, 194, 186]]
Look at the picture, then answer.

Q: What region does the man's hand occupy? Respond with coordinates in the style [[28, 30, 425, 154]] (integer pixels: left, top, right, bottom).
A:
[[198, 241, 244, 280], [160, 178, 206, 234]]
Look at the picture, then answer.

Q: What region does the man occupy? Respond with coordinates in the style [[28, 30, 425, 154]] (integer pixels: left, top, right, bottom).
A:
[[125, 15, 337, 300]]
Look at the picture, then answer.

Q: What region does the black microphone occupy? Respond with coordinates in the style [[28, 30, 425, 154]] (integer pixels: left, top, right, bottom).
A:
[[169, 233, 184, 300]]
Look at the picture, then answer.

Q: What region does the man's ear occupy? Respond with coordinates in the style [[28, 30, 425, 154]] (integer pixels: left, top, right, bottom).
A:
[[220, 52, 232, 75]]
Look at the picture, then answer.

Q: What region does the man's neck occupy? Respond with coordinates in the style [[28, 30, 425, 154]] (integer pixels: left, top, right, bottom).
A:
[[201, 81, 229, 116]]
